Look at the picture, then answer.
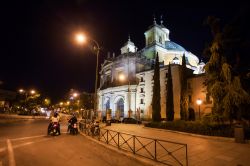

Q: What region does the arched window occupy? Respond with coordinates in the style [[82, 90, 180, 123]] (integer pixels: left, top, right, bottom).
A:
[[117, 98, 124, 117]]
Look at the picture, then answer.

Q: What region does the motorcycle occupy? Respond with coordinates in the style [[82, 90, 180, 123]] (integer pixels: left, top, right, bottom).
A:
[[49, 122, 60, 136], [93, 124, 100, 136], [90, 122, 100, 136], [69, 122, 78, 135]]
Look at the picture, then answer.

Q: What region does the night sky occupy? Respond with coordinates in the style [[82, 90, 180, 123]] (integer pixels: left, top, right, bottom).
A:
[[0, 0, 249, 102]]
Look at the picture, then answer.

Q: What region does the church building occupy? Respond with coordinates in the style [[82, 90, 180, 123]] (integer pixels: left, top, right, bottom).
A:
[[97, 18, 212, 120]]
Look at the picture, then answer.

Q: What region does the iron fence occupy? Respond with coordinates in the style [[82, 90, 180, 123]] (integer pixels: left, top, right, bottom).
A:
[[79, 122, 188, 166]]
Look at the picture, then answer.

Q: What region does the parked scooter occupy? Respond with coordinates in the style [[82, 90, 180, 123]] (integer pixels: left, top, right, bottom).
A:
[[89, 121, 100, 136]]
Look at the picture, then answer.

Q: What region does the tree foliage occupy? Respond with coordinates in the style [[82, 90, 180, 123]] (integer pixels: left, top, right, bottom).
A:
[[152, 53, 161, 122], [166, 63, 174, 121], [180, 54, 188, 120], [204, 16, 250, 122]]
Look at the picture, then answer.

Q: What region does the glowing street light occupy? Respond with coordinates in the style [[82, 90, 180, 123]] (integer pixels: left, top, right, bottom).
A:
[[75, 33, 86, 44], [73, 93, 78, 98], [30, 90, 36, 95], [74, 32, 100, 118], [196, 98, 202, 120], [18, 88, 37, 114]]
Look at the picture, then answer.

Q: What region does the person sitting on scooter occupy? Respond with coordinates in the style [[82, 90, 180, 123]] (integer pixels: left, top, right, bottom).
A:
[[67, 113, 77, 133], [48, 112, 60, 135]]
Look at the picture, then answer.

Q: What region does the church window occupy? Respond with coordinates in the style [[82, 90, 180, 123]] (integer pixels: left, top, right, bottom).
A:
[[140, 88, 144, 93], [148, 36, 153, 44], [140, 77, 144, 82], [159, 36, 162, 44], [140, 98, 144, 104]]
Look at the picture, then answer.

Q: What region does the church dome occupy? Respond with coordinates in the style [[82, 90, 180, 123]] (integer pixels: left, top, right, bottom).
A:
[[165, 41, 186, 51]]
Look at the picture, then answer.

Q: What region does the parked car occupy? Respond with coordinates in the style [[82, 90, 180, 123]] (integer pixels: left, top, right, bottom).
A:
[[122, 118, 141, 124], [102, 116, 121, 123], [110, 118, 121, 123]]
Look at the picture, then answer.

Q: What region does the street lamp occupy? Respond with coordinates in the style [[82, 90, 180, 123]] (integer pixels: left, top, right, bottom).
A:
[[75, 33, 100, 118], [18, 89, 37, 114], [196, 98, 202, 120]]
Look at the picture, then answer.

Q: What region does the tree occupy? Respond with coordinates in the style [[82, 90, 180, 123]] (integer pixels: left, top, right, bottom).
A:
[[80, 92, 94, 110], [151, 53, 161, 122], [166, 63, 174, 121], [180, 54, 188, 120], [204, 16, 250, 123]]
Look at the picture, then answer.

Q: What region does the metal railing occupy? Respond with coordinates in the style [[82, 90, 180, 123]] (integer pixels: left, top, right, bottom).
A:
[[79, 122, 188, 166]]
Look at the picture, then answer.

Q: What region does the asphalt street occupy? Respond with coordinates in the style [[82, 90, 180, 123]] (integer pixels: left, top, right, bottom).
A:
[[0, 119, 145, 166]]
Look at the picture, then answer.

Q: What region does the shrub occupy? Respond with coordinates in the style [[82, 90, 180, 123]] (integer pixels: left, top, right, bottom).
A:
[[188, 108, 195, 121], [145, 120, 236, 138]]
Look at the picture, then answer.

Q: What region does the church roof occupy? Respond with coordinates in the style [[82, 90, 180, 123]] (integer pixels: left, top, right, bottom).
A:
[[173, 56, 179, 60], [165, 41, 186, 51]]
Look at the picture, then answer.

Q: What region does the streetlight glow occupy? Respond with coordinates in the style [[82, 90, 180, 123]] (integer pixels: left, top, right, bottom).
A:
[[196, 98, 202, 105], [73, 93, 78, 97], [196, 98, 202, 120], [75, 33, 86, 44], [19, 89, 24, 93], [30, 90, 36, 94]]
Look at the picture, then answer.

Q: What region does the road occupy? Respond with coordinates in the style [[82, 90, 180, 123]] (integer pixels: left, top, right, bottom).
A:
[[0, 119, 145, 166]]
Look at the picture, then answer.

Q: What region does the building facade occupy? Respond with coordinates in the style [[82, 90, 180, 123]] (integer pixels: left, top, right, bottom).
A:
[[97, 19, 211, 120]]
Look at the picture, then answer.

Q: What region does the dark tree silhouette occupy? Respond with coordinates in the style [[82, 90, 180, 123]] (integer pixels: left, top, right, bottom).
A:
[[152, 53, 161, 122], [166, 63, 174, 121], [180, 54, 188, 120]]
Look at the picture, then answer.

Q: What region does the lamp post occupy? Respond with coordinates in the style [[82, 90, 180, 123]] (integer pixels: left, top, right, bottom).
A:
[[196, 98, 202, 120], [75, 33, 100, 118]]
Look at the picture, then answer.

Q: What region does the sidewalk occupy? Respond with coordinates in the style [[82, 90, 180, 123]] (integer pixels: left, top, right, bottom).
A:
[[104, 123, 250, 166]]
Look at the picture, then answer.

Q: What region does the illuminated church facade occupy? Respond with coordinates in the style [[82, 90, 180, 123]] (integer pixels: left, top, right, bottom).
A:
[[97, 19, 212, 120]]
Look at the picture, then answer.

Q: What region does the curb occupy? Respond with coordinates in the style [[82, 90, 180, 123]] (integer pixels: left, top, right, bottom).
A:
[[78, 130, 164, 166]]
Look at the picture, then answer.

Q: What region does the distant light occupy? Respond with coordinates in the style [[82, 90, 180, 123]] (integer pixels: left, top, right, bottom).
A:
[[196, 98, 202, 105], [73, 93, 78, 97], [60, 102, 63, 106], [19, 89, 24, 93], [41, 108, 45, 113], [30, 90, 36, 94]]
